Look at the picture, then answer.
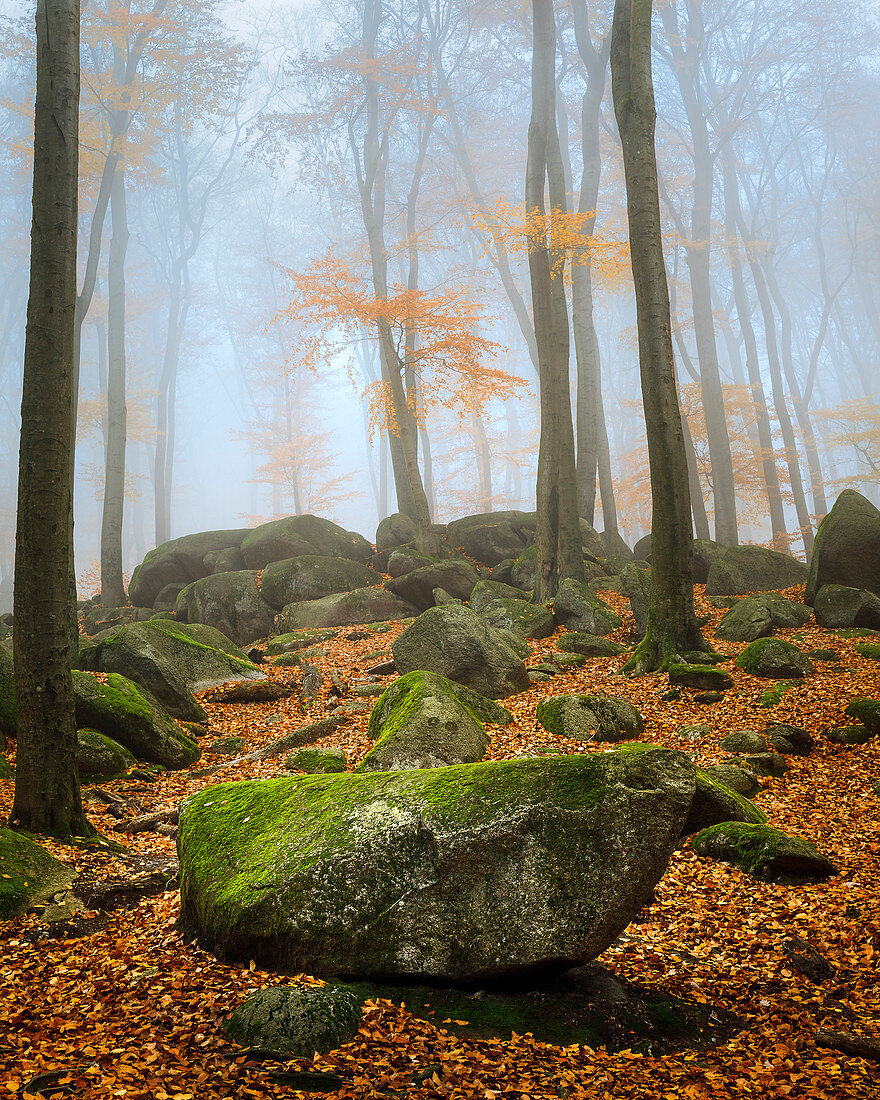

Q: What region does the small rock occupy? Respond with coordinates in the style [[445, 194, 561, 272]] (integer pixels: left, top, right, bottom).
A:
[[210, 680, 292, 704], [679, 723, 711, 742], [668, 664, 733, 691], [692, 822, 837, 883], [826, 725, 872, 746], [719, 729, 768, 754], [224, 985, 364, 1057], [728, 752, 788, 777], [209, 736, 246, 755], [735, 638, 814, 680], [536, 694, 643, 743], [557, 632, 626, 658], [806, 648, 840, 662], [782, 936, 834, 982], [694, 691, 724, 705], [700, 763, 760, 798]]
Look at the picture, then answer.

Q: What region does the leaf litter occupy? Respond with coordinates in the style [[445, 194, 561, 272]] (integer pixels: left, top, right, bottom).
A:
[[1, 583, 879, 1098]]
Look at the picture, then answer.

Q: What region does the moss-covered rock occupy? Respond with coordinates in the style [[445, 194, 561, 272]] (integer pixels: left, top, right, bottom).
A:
[[177, 747, 696, 981], [511, 545, 538, 592], [843, 697, 880, 734], [176, 571, 275, 646], [469, 579, 531, 613], [259, 556, 378, 611], [691, 822, 837, 883], [241, 515, 373, 570], [735, 638, 814, 679], [286, 747, 347, 773], [392, 604, 529, 699], [224, 984, 364, 1057], [813, 584, 880, 629], [388, 559, 481, 612], [552, 577, 622, 637], [386, 545, 436, 578], [806, 490, 880, 603], [358, 671, 489, 773], [718, 729, 768, 755], [263, 628, 339, 656], [76, 728, 135, 779], [716, 592, 812, 643], [726, 753, 788, 777], [368, 671, 512, 733], [73, 672, 200, 770], [700, 764, 760, 799], [0, 645, 16, 738], [706, 545, 808, 597], [210, 736, 246, 755], [279, 588, 418, 631], [477, 596, 556, 641], [77, 620, 264, 721], [668, 664, 734, 691], [376, 513, 420, 553], [0, 828, 75, 919], [854, 642, 880, 662], [826, 725, 873, 746], [536, 694, 643, 743], [557, 632, 626, 658], [763, 723, 815, 755], [129, 528, 251, 608], [446, 512, 537, 567], [681, 771, 767, 837]]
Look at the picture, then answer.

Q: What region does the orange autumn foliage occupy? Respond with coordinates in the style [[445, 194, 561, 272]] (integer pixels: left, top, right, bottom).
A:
[[276, 253, 526, 437]]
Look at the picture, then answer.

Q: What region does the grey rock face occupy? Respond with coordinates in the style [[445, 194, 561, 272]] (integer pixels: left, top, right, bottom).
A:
[[76, 728, 135, 778], [259, 556, 378, 610], [224, 985, 363, 1057], [536, 694, 643, 743], [279, 588, 418, 631], [77, 620, 264, 721], [241, 514, 373, 570], [177, 747, 696, 981], [177, 571, 275, 646], [392, 604, 530, 699], [735, 638, 814, 679], [387, 560, 481, 611], [716, 592, 812, 643], [375, 512, 420, 552], [129, 528, 250, 608], [358, 671, 490, 772], [813, 584, 880, 629], [552, 577, 622, 637], [806, 489, 880, 603], [706, 546, 808, 597]]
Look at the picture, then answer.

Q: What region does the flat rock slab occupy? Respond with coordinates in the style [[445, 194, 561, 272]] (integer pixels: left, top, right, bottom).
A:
[[178, 747, 695, 983]]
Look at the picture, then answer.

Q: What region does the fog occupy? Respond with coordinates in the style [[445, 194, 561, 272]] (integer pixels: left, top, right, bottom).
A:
[[0, 0, 877, 603]]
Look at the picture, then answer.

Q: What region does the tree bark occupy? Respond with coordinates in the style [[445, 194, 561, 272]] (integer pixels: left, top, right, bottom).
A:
[[659, 0, 737, 545], [100, 168, 129, 606], [611, 0, 705, 672], [11, 0, 92, 837], [527, 0, 585, 601]]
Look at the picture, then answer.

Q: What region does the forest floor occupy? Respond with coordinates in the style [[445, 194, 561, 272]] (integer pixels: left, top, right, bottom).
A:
[[1, 583, 879, 1099]]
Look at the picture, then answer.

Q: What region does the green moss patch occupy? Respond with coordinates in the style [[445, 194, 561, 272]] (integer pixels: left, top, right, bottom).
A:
[[844, 698, 880, 734]]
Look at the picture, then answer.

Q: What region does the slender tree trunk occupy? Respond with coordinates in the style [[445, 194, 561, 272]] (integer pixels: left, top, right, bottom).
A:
[[11, 0, 92, 837], [721, 157, 787, 546], [528, 0, 585, 601], [659, 0, 737, 545], [100, 168, 128, 606], [611, 0, 705, 672]]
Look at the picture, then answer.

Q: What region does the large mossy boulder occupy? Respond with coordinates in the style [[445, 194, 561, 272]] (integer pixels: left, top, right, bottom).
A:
[[552, 577, 622, 637], [77, 728, 135, 779], [259, 556, 378, 610], [735, 638, 814, 679], [813, 584, 880, 629], [556, 632, 626, 658], [73, 671, 200, 770], [177, 747, 696, 982], [691, 822, 837, 883], [705, 546, 808, 597], [241, 515, 372, 570], [224, 985, 364, 1057], [279, 588, 418, 631], [387, 560, 481, 612], [681, 771, 767, 837], [177, 571, 275, 646], [478, 597, 555, 641], [358, 671, 490, 772], [445, 511, 536, 567], [77, 620, 264, 721], [806, 490, 880, 603], [129, 528, 250, 608], [392, 604, 530, 698], [692, 539, 727, 584], [536, 694, 643, 743], [469, 579, 531, 612], [716, 592, 812, 643], [0, 829, 75, 919]]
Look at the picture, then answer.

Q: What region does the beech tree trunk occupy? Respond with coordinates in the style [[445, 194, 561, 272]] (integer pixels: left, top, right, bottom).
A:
[[611, 0, 705, 673], [11, 0, 92, 837], [527, 0, 585, 601], [100, 168, 128, 606]]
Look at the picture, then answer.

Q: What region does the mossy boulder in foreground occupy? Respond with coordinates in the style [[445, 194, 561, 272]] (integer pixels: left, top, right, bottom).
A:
[[691, 822, 837, 883], [0, 828, 75, 919], [177, 747, 696, 982], [224, 984, 364, 1057]]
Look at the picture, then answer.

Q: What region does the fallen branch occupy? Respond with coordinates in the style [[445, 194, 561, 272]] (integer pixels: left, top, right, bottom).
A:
[[192, 716, 344, 777], [117, 807, 179, 833], [815, 1030, 880, 1062], [75, 866, 179, 911]]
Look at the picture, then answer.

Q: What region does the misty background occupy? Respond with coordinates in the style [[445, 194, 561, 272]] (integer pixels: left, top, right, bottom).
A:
[[0, 0, 877, 605]]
